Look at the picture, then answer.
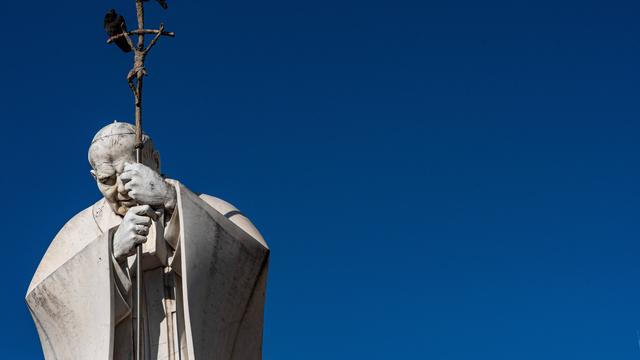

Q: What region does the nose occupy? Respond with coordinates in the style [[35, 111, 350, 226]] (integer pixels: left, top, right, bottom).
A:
[[116, 176, 130, 199]]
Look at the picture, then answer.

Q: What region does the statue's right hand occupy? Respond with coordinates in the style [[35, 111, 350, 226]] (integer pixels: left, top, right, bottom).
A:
[[113, 205, 158, 261]]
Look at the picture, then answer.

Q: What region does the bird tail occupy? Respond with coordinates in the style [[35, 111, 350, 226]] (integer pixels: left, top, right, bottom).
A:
[[115, 38, 132, 53]]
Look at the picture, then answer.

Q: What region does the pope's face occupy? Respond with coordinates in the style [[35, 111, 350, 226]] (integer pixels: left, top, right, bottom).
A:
[[89, 136, 139, 216]]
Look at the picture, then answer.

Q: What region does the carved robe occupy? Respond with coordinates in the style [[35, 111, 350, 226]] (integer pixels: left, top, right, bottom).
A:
[[26, 181, 269, 359]]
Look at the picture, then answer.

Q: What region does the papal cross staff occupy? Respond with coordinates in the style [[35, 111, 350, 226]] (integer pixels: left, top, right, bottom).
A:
[[104, 1, 174, 359]]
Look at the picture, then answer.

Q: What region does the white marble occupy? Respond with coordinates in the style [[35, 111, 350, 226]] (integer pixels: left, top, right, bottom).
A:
[[27, 122, 269, 359]]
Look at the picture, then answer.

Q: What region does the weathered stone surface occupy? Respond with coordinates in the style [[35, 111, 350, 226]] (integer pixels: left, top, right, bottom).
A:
[[26, 122, 269, 359]]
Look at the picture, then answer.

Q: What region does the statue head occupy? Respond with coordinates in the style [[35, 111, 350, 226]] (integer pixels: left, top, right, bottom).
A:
[[88, 121, 161, 216]]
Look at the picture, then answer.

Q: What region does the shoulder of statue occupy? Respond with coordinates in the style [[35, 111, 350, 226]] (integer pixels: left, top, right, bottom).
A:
[[164, 179, 237, 216], [198, 193, 268, 248], [198, 193, 240, 216], [27, 201, 103, 295], [163, 180, 266, 246], [64, 200, 103, 236], [163, 179, 225, 210]]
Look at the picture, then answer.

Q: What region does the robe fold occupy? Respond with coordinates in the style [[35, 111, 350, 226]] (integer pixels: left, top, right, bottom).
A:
[[26, 181, 269, 359]]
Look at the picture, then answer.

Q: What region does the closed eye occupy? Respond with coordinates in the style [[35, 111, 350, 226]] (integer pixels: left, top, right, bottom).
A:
[[99, 175, 116, 186]]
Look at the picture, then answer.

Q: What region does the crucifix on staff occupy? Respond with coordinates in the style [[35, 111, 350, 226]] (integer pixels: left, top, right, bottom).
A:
[[104, 0, 175, 152], [104, 1, 174, 359]]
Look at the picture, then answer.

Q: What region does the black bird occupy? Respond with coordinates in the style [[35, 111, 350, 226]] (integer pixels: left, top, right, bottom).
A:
[[144, 0, 169, 10], [104, 9, 132, 53]]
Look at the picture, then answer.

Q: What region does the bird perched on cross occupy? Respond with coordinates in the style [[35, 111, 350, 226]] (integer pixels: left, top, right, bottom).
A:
[[104, 9, 131, 53]]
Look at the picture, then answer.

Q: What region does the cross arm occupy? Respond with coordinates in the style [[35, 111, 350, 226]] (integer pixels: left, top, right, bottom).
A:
[[107, 28, 175, 45]]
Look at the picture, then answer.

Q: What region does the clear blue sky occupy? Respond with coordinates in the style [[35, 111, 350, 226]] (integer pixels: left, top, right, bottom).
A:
[[2, 0, 640, 358]]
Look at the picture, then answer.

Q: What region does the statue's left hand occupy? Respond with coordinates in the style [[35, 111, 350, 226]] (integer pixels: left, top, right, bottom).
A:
[[121, 162, 176, 211]]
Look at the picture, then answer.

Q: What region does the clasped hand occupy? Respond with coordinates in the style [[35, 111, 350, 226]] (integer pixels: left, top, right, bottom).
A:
[[121, 162, 175, 208], [112, 162, 176, 261], [113, 205, 158, 261]]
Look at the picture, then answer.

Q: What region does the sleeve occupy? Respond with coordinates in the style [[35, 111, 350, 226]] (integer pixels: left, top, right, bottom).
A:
[[26, 234, 116, 360], [173, 182, 270, 359]]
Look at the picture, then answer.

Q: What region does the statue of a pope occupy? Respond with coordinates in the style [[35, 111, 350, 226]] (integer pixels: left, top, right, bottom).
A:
[[26, 121, 270, 359]]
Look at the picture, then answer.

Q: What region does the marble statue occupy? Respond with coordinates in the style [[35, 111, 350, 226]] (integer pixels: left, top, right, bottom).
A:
[[26, 122, 270, 359]]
